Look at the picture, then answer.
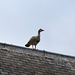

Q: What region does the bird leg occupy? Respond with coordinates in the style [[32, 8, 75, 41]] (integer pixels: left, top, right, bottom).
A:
[[32, 45, 36, 50], [35, 45, 36, 50], [32, 45, 34, 49]]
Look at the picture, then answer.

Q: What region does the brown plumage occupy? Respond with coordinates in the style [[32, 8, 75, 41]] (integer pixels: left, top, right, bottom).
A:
[[25, 43, 30, 47], [25, 29, 44, 49]]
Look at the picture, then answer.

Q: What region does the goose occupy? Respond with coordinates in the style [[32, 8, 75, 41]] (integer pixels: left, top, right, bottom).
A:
[[25, 29, 44, 49]]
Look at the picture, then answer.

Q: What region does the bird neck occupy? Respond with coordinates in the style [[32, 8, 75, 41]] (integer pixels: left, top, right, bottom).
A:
[[38, 31, 40, 36]]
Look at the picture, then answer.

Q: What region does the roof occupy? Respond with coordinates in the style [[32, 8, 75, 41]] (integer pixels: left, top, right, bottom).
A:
[[0, 42, 75, 75]]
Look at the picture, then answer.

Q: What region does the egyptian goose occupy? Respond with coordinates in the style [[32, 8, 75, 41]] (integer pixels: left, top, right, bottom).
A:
[[25, 29, 44, 49]]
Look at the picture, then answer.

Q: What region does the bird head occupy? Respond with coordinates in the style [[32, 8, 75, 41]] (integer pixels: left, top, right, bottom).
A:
[[39, 29, 44, 32]]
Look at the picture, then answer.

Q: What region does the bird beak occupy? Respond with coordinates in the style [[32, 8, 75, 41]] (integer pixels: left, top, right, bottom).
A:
[[42, 29, 44, 31]]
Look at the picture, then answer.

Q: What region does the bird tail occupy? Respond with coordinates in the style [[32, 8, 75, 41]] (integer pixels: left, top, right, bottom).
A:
[[25, 43, 30, 47]]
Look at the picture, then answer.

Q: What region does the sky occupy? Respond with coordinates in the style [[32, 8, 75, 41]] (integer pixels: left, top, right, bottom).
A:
[[0, 0, 75, 56]]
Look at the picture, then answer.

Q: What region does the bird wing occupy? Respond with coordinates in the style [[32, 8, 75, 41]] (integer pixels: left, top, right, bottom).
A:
[[28, 36, 40, 45]]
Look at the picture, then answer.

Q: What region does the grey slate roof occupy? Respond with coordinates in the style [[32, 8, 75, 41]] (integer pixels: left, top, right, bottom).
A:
[[0, 43, 75, 75]]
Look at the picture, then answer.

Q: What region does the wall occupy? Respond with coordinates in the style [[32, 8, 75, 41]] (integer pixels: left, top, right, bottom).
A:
[[0, 43, 75, 75]]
